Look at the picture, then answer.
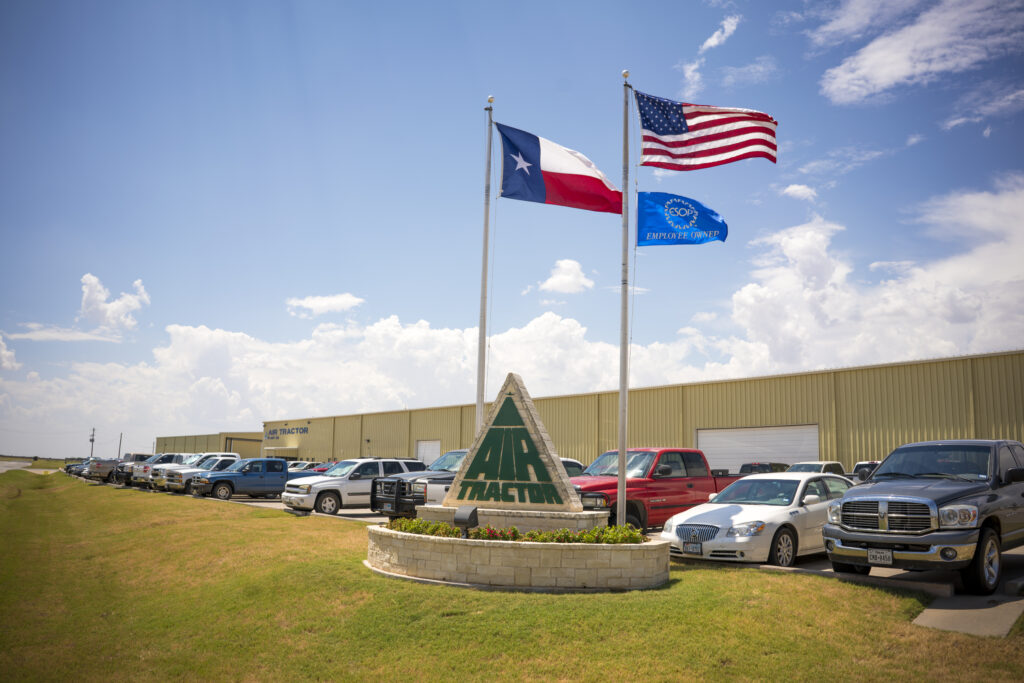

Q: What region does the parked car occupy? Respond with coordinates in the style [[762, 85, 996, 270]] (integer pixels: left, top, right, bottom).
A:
[[152, 453, 238, 491], [661, 472, 854, 566], [131, 453, 192, 488], [824, 439, 1024, 594], [572, 448, 745, 531], [851, 460, 880, 478], [309, 461, 338, 472], [165, 455, 239, 494], [283, 458, 427, 515], [561, 458, 585, 477], [369, 450, 468, 518], [113, 453, 152, 484], [287, 461, 314, 471], [739, 462, 790, 474], [191, 458, 319, 500], [787, 461, 846, 476], [66, 459, 93, 477]]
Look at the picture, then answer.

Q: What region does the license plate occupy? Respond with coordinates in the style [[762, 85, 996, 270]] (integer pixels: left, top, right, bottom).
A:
[[382, 503, 393, 511], [867, 548, 892, 565], [683, 542, 702, 555]]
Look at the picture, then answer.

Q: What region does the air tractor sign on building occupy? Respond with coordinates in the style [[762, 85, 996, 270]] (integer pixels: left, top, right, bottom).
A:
[[442, 373, 582, 512]]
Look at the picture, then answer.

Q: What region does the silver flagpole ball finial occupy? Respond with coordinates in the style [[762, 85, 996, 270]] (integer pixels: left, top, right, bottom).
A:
[[487, 95, 494, 103], [622, 70, 629, 79]]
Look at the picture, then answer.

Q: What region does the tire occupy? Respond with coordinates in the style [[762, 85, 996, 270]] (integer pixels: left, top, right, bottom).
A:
[[183, 481, 192, 495], [961, 527, 1001, 595], [768, 527, 797, 567], [315, 492, 341, 515], [831, 561, 871, 576], [625, 513, 643, 531], [212, 483, 233, 501]]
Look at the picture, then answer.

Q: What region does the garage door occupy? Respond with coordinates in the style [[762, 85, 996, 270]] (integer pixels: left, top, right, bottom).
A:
[[416, 440, 442, 466], [696, 425, 819, 474]]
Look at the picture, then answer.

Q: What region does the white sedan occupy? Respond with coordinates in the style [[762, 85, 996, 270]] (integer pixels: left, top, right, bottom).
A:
[[660, 472, 853, 567]]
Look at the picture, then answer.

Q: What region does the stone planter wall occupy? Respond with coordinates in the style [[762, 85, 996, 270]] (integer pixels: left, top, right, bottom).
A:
[[366, 525, 670, 591], [416, 504, 609, 533]]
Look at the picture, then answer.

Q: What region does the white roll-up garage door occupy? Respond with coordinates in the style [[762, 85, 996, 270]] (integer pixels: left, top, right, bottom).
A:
[[696, 425, 819, 474], [416, 440, 442, 466]]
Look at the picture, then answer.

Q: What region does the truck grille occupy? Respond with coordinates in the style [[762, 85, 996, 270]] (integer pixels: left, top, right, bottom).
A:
[[674, 524, 719, 542], [839, 498, 935, 533], [376, 480, 403, 497]]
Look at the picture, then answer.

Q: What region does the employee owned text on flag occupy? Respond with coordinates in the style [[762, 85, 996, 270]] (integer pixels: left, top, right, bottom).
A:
[[635, 91, 777, 171]]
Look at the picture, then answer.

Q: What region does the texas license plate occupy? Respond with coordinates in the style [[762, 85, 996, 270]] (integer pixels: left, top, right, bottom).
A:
[[867, 548, 892, 565], [683, 542, 702, 555], [382, 502, 393, 511]]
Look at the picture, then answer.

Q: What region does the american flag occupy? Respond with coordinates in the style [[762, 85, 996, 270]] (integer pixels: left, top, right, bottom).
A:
[[635, 90, 778, 171]]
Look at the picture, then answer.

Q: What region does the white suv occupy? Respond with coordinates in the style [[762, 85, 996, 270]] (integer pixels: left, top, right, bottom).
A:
[[281, 458, 426, 515]]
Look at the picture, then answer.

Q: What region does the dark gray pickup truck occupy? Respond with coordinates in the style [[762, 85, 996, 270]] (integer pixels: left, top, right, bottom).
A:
[[823, 439, 1024, 594]]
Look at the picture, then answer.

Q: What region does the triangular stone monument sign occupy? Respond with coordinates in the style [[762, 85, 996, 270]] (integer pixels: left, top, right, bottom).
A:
[[442, 373, 582, 512]]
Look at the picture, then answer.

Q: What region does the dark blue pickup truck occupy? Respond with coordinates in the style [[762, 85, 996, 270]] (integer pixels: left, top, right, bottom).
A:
[[191, 458, 317, 500], [823, 439, 1024, 594]]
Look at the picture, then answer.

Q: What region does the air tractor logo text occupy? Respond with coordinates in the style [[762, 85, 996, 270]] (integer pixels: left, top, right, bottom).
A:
[[455, 397, 563, 505]]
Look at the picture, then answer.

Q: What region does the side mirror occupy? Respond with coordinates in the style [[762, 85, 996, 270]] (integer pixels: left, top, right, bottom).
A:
[[1005, 467, 1024, 484], [802, 494, 821, 506], [654, 464, 672, 477], [707, 494, 717, 502], [349, 472, 361, 480], [857, 469, 869, 481]]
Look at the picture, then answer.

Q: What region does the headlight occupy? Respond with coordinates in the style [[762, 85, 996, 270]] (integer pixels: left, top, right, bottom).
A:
[[411, 483, 427, 495], [663, 519, 675, 535], [726, 521, 766, 537], [938, 504, 978, 529], [195, 478, 208, 484], [296, 484, 312, 493], [581, 493, 607, 508], [827, 501, 842, 524]]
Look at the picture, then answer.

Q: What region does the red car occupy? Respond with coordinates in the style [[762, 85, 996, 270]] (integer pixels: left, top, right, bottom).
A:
[[310, 461, 338, 472]]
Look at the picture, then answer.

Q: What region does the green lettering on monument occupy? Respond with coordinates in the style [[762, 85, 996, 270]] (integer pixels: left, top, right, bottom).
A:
[[500, 482, 515, 502], [512, 427, 550, 482], [484, 481, 502, 501], [463, 429, 503, 480], [542, 483, 563, 505]]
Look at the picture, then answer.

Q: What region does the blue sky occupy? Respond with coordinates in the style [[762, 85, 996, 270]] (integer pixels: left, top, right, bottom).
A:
[[2, 0, 1023, 458]]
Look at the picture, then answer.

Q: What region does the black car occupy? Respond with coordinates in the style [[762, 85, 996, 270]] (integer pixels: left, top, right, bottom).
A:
[[739, 462, 789, 474], [371, 449, 469, 518]]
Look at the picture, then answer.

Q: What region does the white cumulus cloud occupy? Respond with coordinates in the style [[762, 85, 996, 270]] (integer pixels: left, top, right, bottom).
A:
[[538, 259, 595, 294], [78, 273, 150, 334], [820, 0, 1024, 105], [0, 336, 20, 371], [286, 293, 365, 318], [700, 15, 742, 53], [781, 184, 818, 201]]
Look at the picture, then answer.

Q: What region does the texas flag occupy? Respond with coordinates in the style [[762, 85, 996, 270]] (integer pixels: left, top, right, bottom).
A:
[[495, 122, 622, 215]]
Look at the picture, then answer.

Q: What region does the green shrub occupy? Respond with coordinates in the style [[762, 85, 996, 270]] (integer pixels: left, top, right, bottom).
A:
[[386, 518, 645, 544]]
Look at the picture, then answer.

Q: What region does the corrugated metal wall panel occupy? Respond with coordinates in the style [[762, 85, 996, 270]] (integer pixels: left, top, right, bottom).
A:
[[332, 416, 362, 461], [535, 394, 599, 464], [361, 411, 410, 459], [183, 435, 198, 453], [597, 391, 618, 457], [410, 407, 465, 457], [629, 386, 685, 448], [971, 354, 1024, 441], [262, 418, 334, 462], [835, 359, 974, 465], [460, 405, 479, 449]]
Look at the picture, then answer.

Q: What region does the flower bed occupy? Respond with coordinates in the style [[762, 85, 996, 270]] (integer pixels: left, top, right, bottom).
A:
[[387, 517, 645, 544], [366, 524, 670, 592]]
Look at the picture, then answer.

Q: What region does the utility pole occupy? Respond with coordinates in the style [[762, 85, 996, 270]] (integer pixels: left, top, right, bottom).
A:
[[89, 428, 95, 459], [117, 432, 123, 459]]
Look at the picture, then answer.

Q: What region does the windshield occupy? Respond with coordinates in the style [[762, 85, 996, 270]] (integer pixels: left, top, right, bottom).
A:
[[713, 478, 799, 506], [144, 454, 163, 464], [190, 454, 213, 467], [582, 451, 655, 479], [225, 460, 249, 472], [787, 463, 821, 472], [428, 450, 467, 472], [872, 444, 991, 480], [325, 460, 358, 477]]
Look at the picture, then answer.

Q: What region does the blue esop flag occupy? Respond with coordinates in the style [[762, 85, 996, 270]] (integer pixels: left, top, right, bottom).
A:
[[637, 192, 728, 245]]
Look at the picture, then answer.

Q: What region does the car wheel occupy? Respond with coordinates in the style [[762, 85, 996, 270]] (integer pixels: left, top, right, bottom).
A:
[[830, 561, 871, 576], [315, 492, 341, 515], [961, 527, 1001, 595], [212, 483, 233, 501], [183, 481, 192, 495], [768, 527, 797, 567]]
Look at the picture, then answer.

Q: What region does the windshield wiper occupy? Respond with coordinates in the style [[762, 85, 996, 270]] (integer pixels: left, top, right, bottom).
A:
[[872, 471, 913, 478], [916, 472, 977, 481]]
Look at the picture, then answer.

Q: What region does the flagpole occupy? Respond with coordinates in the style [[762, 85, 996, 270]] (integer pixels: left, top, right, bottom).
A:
[[617, 71, 631, 528], [476, 96, 494, 436]]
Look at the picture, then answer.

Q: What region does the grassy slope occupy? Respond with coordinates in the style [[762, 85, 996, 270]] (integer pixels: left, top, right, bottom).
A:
[[1, 470, 1022, 682]]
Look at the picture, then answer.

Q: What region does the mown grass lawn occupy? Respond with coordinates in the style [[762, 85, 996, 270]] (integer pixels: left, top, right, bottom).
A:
[[1, 470, 1022, 681]]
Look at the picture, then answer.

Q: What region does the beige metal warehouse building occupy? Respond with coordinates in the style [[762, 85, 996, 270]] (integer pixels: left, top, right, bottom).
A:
[[250, 350, 1023, 472], [154, 431, 263, 459]]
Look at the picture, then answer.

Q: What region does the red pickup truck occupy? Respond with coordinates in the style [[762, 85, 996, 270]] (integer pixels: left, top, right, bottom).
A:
[[571, 448, 743, 531]]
